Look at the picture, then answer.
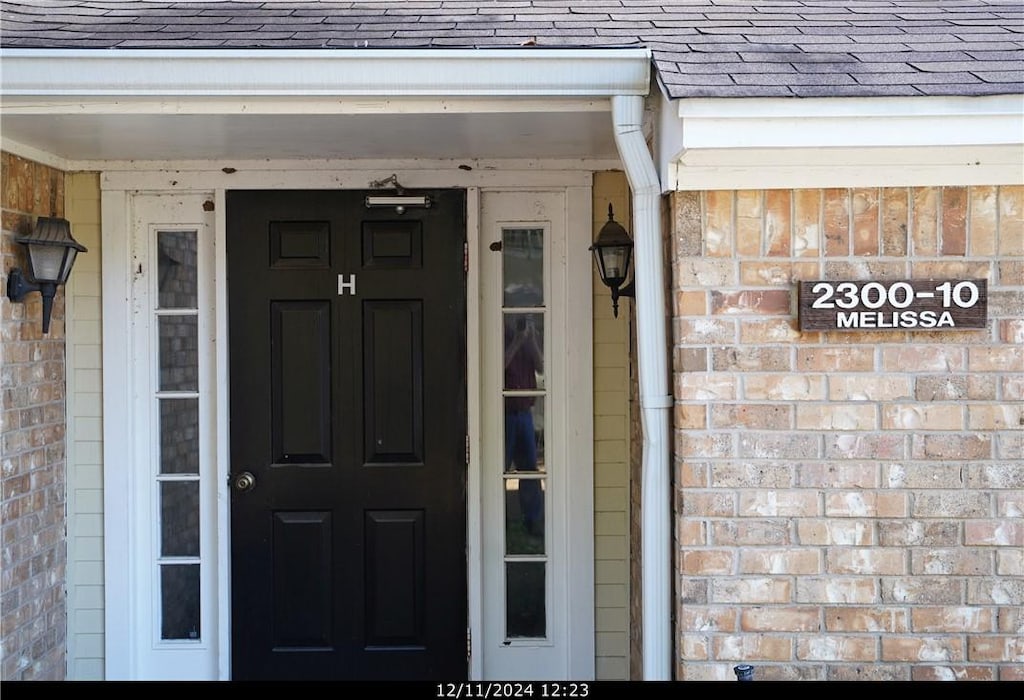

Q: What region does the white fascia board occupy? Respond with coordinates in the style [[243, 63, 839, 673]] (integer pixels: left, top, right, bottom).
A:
[[674, 94, 1023, 150], [0, 48, 651, 98], [662, 93, 1024, 190]]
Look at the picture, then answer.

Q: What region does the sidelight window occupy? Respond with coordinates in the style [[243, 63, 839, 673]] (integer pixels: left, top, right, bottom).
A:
[[155, 229, 202, 641], [500, 227, 547, 640]]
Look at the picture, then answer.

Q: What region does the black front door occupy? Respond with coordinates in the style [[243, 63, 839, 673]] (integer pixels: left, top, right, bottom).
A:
[[227, 189, 467, 680]]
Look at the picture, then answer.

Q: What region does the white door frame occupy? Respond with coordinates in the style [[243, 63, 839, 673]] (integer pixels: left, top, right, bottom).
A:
[[100, 163, 596, 680]]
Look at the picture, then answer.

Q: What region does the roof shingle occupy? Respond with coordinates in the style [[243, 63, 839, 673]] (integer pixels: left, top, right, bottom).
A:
[[1, 0, 1021, 98]]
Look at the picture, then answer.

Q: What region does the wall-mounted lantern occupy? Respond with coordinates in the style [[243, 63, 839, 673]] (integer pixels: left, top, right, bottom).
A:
[[590, 203, 635, 318], [6, 216, 87, 334]]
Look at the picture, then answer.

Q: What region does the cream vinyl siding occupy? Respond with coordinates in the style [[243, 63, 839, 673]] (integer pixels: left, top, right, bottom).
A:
[[65, 172, 105, 680], [591, 170, 631, 681]]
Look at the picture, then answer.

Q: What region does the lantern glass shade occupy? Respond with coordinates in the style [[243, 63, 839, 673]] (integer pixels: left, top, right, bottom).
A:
[[590, 204, 633, 290], [17, 217, 87, 284]]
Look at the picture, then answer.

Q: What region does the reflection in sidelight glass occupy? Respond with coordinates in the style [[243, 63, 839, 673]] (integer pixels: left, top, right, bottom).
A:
[[503, 313, 544, 391], [504, 477, 545, 555], [159, 316, 199, 391], [503, 396, 545, 475], [506, 561, 546, 639], [159, 399, 199, 474], [157, 230, 198, 309], [160, 481, 200, 557], [502, 228, 543, 308], [161, 564, 200, 640]]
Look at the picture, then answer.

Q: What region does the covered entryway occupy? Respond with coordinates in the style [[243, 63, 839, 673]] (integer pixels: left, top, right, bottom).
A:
[[226, 190, 467, 680]]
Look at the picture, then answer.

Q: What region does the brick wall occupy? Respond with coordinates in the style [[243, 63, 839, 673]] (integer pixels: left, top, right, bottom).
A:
[[1, 151, 69, 680], [672, 185, 1024, 681]]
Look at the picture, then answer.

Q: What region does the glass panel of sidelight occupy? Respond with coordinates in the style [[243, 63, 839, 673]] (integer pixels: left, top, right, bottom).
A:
[[504, 476, 545, 555], [159, 399, 199, 475], [505, 561, 546, 639], [503, 396, 545, 474], [160, 564, 201, 640], [502, 228, 544, 308], [157, 230, 198, 309], [503, 313, 544, 392], [160, 481, 200, 557], [159, 315, 199, 392]]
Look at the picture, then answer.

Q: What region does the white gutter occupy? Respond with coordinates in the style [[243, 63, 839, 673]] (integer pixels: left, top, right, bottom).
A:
[[0, 48, 651, 97], [611, 95, 672, 681]]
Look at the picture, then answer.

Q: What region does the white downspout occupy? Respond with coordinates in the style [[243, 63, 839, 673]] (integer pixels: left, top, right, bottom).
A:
[[611, 94, 673, 681]]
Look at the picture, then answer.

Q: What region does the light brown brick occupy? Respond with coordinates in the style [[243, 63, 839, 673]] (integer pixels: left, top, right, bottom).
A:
[[796, 404, 876, 430], [969, 404, 1023, 430], [675, 432, 734, 459], [825, 491, 905, 518], [797, 636, 877, 661], [679, 635, 710, 660], [882, 346, 966, 372], [882, 403, 964, 430], [911, 187, 940, 255], [739, 548, 821, 574], [968, 636, 1024, 663], [799, 462, 878, 488], [831, 664, 907, 681], [965, 462, 1024, 490], [882, 577, 961, 605], [744, 374, 825, 400], [793, 188, 822, 257], [968, 185, 998, 255], [713, 634, 792, 661], [913, 491, 990, 518], [704, 190, 734, 257], [912, 666, 996, 681], [741, 607, 819, 632], [738, 490, 819, 517], [712, 346, 790, 372], [739, 433, 820, 460], [829, 548, 906, 575], [674, 317, 735, 344], [709, 461, 795, 488], [674, 373, 738, 400], [826, 433, 906, 460], [998, 184, 1024, 255], [739, 319, 807, 344], [797, 519, 874, 546], [911, 434, 992, 460], [764, 190, 792, 257], [941, 186, 968, 256], [712, 520, 791, 546], [797, 347, 874, 372], [911, 607, 995, 633], [674, 403, 707, 429], [851, 188, 880, 256], [829, 375, 912, 401], [711, 577, 792, 604], [882, 636, 966, 662], [678, 517, 706, 546], [679, 606, 738, 633], [884, 463, 970, 489], [681, 491, 735, 517], [826, 607, 909, 632], [676, 258, 736, 286], [823, 188, 850, 256], [672, 190, 702, 257], [966, 343, 1024, 372], [711, 404, 792, 430], [710, 289, 791, 316], [881, 187, 909, 256], [740, 260, 820, 286], [673, 290, 707, 316], [913, 548, 994, 575], [965, 520, 1024, 546], [681, 549, 734, 575], [734, 190, 761, 257], [968, 578, 1024, 606]]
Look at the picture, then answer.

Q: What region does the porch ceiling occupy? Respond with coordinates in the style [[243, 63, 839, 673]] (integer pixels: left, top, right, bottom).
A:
[[0, 109, 620, 163]]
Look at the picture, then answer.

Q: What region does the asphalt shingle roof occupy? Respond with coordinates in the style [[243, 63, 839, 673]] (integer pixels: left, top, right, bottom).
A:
[[1, 1, 1022, 98]]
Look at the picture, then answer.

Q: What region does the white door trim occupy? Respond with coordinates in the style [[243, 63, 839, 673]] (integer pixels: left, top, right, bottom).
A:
[[100, 165, 596, 680]]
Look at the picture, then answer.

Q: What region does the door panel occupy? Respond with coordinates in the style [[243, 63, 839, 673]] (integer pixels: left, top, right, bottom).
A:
[[227, 190, 467, 681]]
